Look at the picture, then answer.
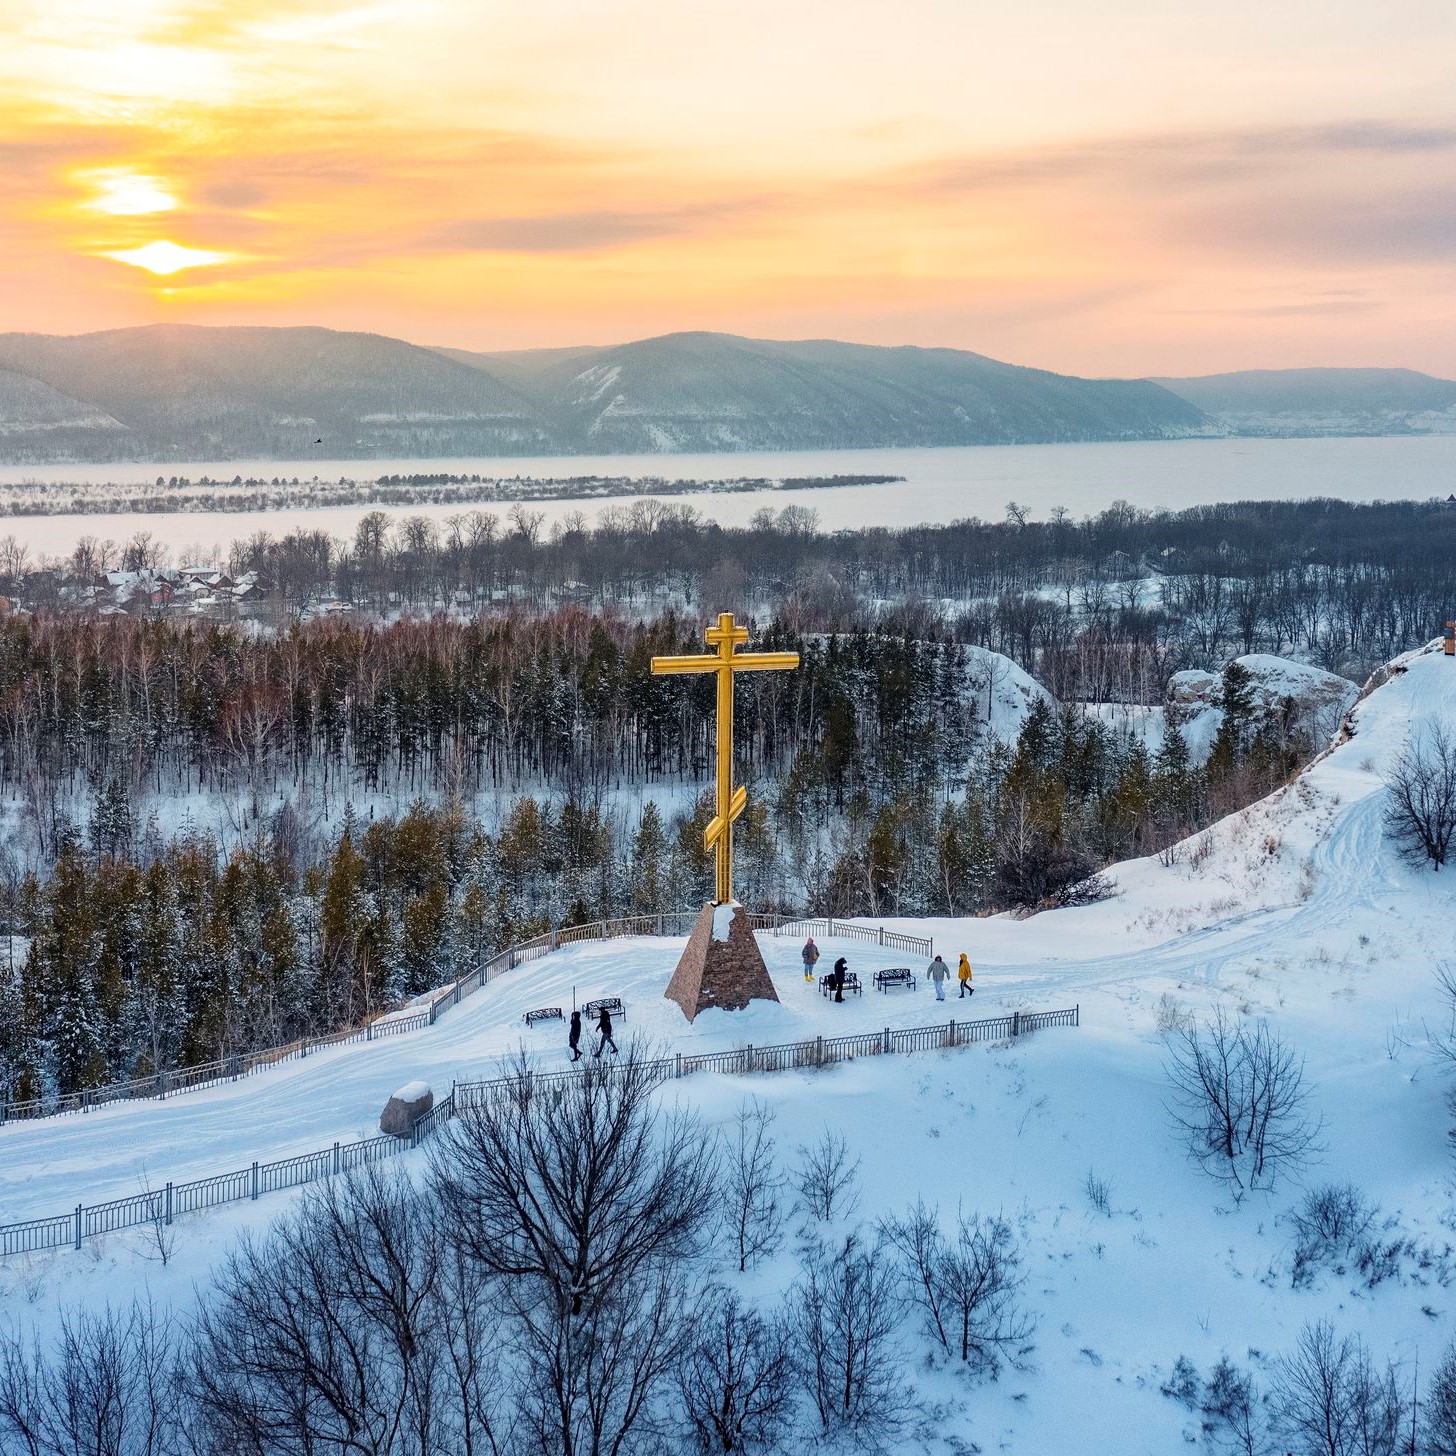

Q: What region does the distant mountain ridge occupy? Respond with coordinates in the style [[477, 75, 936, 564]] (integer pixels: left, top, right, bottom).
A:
[[0, 325, 1206, 463], [1154, 367, 1456, 437], [0, 323, 1448, 464]]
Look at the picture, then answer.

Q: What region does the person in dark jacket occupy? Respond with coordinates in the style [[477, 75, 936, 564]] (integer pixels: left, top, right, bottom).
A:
[[594, 1005, 619, 1057], [832, 956, 848, 1003], [568, 1010, 583, 1061]]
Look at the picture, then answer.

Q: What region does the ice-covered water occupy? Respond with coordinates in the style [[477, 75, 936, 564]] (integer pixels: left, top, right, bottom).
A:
[[0, 434, 1453, 559]]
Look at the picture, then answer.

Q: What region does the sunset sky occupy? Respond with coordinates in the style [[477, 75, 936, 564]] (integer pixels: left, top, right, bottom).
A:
[[3, 0, 1454, 376]]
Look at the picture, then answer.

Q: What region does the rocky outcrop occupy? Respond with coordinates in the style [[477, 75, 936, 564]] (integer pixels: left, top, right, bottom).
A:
[[380, 1080, 434, 1137]]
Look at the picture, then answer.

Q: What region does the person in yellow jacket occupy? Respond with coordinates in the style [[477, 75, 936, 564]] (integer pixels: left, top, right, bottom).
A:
[[957, 952, 973, 998]]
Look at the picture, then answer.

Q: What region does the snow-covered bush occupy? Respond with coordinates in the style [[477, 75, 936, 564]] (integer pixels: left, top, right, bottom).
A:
[[1164, 1007, 1322, 1195]]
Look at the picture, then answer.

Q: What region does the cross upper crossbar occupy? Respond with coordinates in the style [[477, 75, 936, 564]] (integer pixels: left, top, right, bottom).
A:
[[651, 612, 799, 904]]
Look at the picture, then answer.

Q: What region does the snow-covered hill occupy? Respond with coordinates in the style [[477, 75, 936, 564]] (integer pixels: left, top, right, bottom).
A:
[[3, 644, 1454, 1453]]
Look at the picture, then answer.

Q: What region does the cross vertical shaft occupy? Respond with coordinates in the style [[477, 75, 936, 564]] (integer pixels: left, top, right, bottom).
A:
[[651, 612, 799, 905]]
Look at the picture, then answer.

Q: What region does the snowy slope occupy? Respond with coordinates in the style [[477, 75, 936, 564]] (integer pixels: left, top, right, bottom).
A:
[[3, 645, 1455, 1454]]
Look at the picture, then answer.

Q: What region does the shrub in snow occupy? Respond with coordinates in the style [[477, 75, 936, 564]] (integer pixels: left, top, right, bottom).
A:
[[1200, 1356, 1259, 1455], [1083, 1170, 1114, 1217], [1160, 1354, 1199, 1407], [1269, 1320, 1406, 1456], [1384, 721, 1456, 870], [1164, 1007, 1322, 1195], [883, 1200, 1034, 1376], [1288, 1182, 1378, 1288], [674, 1290, 795, 1455]]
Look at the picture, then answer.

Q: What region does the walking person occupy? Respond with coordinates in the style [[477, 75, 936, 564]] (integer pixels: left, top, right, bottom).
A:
[[802, 935, 820, 983], [928, 954, 950, 1001], [593, 1004, 619, 1057], [568, 1009, 583, 1061], [832, 956, 848, 1003], [957, 953, 974, 998]]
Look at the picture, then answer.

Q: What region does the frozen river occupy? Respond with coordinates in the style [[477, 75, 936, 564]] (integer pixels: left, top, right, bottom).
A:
[[0, 434, 1452, 559]]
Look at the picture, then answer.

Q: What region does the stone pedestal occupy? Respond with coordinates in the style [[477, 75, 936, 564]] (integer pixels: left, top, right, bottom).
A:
[[665, 902, 781, 1022]]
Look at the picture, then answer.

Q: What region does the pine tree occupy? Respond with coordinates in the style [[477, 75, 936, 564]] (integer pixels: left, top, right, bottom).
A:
[[631, 802, 669, 915]]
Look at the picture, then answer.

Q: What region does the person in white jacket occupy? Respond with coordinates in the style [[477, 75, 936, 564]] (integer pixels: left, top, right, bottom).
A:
[[928, 954, 950, 1001]]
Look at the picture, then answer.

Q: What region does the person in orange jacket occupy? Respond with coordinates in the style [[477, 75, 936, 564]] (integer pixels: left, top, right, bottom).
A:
[[957, 952, 973, 997]]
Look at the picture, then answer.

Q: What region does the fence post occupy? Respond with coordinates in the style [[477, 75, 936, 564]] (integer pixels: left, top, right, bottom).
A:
[[1075, 1003, 1080, 1027], [74, 1204, 82, 1250], [158, 1069, 166, 1101], [1011, 1011, 1020, 1038], [251, 1162, 259, 1200], [674, 1052, 682, 1078], [165, 1182, 173, 1226], [816, 1035, 824, 1064], [745, 1045, 753, 1074], [879, 926, 885, 946], [332, 1141, 341, 1176], [882, 1026, 890, 1054]]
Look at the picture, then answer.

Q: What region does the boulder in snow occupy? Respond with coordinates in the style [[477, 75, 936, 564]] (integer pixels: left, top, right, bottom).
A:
[[380, 1080, 434, 1138]]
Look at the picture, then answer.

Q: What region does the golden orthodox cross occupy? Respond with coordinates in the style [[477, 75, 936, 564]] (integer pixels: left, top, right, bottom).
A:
[[651, 613, 799, 904]]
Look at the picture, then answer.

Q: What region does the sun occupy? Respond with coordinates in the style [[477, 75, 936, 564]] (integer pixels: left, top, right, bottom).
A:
[[103, 240, 235, 276], [82, 169, 177, 217]]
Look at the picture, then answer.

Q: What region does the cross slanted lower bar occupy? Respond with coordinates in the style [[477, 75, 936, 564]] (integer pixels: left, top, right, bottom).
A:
[[651, 612, 799, 905]]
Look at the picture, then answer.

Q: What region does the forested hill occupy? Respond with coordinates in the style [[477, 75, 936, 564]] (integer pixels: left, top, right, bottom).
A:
[[441, 332, 1210, 453], [0, 324, 1207, 462]]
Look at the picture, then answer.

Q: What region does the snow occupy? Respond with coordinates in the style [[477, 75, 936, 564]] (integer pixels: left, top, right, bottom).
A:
[[4, 641, 1456, 1452], [711, 902, 737, 940], [389, 1080, 432, 1103]]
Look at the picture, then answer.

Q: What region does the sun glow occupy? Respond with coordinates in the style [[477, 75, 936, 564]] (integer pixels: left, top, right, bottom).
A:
[[82, 170, 177, 216], [103, 240, 235, 275]]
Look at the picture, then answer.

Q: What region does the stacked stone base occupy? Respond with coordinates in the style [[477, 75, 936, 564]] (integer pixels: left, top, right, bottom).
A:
[[664, 903, 781, 1022]]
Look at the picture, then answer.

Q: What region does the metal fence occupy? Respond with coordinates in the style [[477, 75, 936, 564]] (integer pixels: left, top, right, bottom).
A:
[[0, 1004, 1074, 1259], [3, 910, 932, 1126]]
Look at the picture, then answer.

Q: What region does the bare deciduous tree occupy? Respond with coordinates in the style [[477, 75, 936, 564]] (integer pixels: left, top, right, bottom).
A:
[[884, 1200, 1034, 1374], [188, 1163, 507, 1456], [724, 1098, 785, 1273], [1165, 1008, 1322, 1195], [1269, 1320, 1406, 1456], [429, 1046, 717, 1318], [0, 1300, 183, 1456], [674, 1290, 795, 1456], [1384, 722, 1456, 870], [792, 1233, 907, 1444], [792, 1127, 861, 1224]]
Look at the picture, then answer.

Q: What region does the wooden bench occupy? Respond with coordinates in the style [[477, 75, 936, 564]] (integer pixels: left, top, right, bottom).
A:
[[524, 1007, 563, 1026], [819, 972, 862, 998], [584, 997, 626, 1021], [874, 967, 916, 993]]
